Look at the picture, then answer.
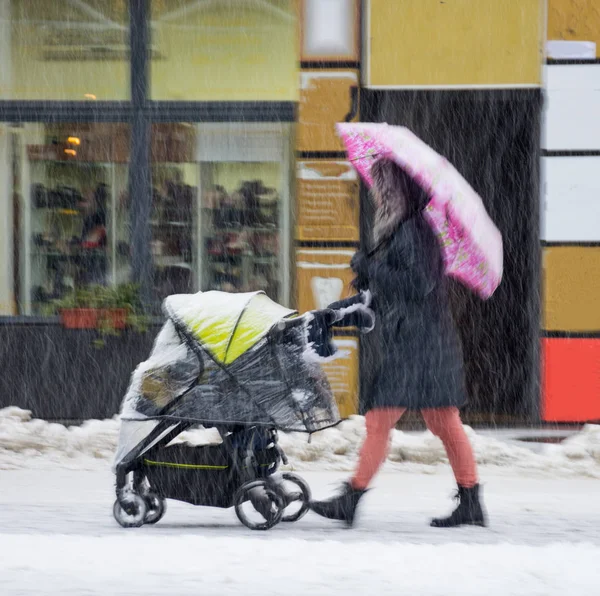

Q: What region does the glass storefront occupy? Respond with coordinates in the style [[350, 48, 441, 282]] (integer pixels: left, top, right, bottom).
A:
[[0, 122, 292, 315], [1, 0, 129, 100], [0, 1, 297, 317]]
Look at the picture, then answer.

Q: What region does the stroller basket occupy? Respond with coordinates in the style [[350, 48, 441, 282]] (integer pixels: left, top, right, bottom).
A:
[[142, 442, 279, 508]]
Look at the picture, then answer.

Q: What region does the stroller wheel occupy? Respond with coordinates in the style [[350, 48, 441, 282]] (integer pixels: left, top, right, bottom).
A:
[[113, 494, 147, 528], [143, 493, 167, 525], [234, 480, 285, 531], [280, 473, 311, 523]]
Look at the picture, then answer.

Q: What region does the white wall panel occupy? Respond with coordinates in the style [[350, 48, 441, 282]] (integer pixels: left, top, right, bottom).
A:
[[542, 156, 600, 241], [303, 0, 357, 60], [544, 65, 600, 150]]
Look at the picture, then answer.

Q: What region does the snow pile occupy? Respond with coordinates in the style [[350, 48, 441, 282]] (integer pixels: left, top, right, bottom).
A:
[[558, 424, 600, 462], [279, 416, 600, 477], [2, 407, 600, 477], [0, 407, 119, 470]]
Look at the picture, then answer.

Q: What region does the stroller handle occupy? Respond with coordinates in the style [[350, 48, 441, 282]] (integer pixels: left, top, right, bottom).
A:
[[275, 314, 309, 331], [276, 310, 338, 331]]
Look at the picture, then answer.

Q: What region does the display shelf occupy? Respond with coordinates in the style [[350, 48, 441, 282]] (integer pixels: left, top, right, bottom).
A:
[[21, 150, 124, 315], [32, 250, 107, 258], [34, 208, 81, 215], [153, 256, 192, 268]]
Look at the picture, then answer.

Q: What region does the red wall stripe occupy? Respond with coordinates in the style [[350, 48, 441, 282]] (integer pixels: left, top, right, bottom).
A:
[[542, 338, 600, 422]]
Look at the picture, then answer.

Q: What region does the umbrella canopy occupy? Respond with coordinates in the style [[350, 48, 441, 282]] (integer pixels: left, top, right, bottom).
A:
[[164, 291, 296, 365], [336, 122, 503, 299]]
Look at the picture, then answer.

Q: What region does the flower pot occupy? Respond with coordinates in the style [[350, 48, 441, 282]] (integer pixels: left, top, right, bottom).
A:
[[60, 308, 99, 329], [60, 308, 128, 330], [102, 308, 128, 330]]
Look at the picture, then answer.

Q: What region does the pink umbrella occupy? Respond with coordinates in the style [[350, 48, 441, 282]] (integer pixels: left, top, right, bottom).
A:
[[336, 122, 503, 300]]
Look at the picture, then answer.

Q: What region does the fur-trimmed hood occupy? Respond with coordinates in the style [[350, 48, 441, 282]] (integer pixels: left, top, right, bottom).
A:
[[371, 158, 429, 244]]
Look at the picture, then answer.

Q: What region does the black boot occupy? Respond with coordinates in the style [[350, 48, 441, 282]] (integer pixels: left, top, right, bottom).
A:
[[309, 482, 367, 527], [430, 484, 487, 528]]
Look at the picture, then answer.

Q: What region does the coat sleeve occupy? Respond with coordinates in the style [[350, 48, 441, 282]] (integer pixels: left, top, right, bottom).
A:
[[368, 225, 438, 303]]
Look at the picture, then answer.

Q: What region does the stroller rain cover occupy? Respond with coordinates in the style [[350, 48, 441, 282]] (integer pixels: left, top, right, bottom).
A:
[[119, 291, 341, 434]]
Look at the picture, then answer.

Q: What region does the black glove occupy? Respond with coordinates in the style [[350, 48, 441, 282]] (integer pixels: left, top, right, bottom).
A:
[[306, 310, 336, 359], [350, 250, 369, 292], [350, 250, 368, 276], [327, 293, 365, 311]]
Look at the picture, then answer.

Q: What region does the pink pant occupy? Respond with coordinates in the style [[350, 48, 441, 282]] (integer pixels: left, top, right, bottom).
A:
[[352, 407, 478, 489]]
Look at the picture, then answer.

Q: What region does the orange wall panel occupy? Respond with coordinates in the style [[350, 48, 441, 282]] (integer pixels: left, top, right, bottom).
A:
[[548, 0, 600, 56], [297, 70, 359, 153], [542, 338, 600, 422], [296, 161, 359, 242], [321, 337, 359, 418]]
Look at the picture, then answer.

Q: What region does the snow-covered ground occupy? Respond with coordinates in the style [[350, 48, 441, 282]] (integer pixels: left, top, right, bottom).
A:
[[1, 468, 600, 595], [2, 407, 600, 594]]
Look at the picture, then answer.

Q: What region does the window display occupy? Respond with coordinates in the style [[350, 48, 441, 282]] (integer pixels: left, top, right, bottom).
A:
[[150, 123, 291, 307], [16, 123, 129, 315], [6, 122, 291, 316], [150, 165, 197, 302], [201, 168, 281, 298]]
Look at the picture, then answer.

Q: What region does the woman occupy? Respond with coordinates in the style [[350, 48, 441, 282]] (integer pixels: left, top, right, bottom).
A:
[[309, 157, 487, 529]]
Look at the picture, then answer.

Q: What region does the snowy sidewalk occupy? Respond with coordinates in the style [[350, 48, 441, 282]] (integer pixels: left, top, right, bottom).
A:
[[1, 467, 600, 595], [3, 534, 598, 596]]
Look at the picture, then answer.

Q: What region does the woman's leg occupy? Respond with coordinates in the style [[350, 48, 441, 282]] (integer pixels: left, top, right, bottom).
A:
[[309, 407, 404, 525], [352, 407, 406, 490], [421, 407, 477, 487], [421, 407, 486, 527]]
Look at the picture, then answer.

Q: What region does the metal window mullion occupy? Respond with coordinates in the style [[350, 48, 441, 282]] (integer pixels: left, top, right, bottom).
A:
[[143, 101, 296, 123], [0, 102, 131, 123], [128, 0, 152, 306]]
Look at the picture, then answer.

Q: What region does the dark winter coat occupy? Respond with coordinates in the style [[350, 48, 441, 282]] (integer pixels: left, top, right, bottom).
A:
[[360, 214, 467, 411]]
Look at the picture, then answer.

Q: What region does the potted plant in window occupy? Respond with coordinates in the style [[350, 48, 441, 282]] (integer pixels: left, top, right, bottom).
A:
[[50, 283, 149, 346]]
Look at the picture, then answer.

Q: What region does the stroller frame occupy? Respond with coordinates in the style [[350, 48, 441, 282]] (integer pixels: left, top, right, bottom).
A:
[[114, 418, 312, 530], [113, 314, 316, 531]]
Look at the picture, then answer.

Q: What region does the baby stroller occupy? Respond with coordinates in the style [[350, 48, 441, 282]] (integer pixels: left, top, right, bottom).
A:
[[112, 290, 373, 531]]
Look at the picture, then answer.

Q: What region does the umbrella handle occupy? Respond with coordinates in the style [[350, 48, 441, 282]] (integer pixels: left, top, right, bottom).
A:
[[344, 86, 359, 123]]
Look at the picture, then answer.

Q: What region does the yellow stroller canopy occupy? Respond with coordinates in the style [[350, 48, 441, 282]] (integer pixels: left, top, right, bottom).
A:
[[164, 291, 297, 365]]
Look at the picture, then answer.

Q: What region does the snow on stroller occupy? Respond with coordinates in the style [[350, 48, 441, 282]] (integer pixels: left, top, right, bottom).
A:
[[112, 290, 373, 530]]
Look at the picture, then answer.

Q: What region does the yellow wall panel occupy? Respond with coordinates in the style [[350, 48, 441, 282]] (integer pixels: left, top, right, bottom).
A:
[[543, 247, 600, 331], [367, 0, 544, 87], [548, 0, 600, 56]]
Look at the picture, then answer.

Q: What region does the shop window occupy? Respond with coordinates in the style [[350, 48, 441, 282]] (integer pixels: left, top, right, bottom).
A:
[[1, 0, 129, 100], [149, 0, 298, 101], [6, 123, 130, 315], [150, 123, 292, 306]]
